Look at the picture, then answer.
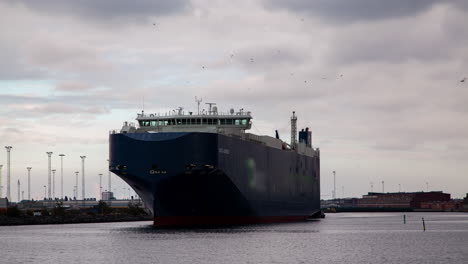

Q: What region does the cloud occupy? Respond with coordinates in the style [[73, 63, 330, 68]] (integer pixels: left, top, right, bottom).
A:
[[55, 81, 94, 92], [3, 0, 192, 23], [264, 0, 442, 23]]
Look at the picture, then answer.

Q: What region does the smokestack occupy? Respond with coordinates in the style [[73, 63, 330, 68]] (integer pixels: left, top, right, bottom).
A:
[[290, 112, 297, 147]]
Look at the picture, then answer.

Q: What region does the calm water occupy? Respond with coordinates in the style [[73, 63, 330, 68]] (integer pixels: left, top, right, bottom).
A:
[[1, 212, 467, 264]]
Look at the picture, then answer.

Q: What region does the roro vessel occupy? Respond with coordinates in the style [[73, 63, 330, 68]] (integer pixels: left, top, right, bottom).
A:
[[109, 102, 320, 226]]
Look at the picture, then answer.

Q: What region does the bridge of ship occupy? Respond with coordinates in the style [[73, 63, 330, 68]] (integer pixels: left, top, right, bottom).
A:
[[136, 110, 252, 130]]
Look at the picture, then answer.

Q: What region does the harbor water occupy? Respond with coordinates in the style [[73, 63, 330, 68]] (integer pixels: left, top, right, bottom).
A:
[[1, 212, 467, 263]]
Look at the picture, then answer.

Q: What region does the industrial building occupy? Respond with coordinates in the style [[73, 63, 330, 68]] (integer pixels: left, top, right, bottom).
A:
[[322, 191, 456, 211], [357, 191, 450, 209]]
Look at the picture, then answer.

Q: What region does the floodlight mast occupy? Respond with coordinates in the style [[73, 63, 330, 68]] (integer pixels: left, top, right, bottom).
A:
[[46, 152, 53, 199], [59, 154, 65, 199], [27, 167, 32, 200], [80, 156, 86, 199], [5, 146, 12, 201]]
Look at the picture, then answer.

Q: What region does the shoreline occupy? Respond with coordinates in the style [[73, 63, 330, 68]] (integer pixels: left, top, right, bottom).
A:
[[0, 215, 152, 226]]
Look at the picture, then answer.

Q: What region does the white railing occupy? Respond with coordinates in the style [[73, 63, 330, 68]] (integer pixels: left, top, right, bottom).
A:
[[137, 110, 252, 119]]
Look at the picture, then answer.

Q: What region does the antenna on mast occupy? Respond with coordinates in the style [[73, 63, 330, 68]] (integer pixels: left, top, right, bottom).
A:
[[195, 96, 203, 115]]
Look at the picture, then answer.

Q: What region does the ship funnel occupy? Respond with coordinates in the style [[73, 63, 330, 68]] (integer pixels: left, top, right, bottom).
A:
[[290, 111, 297, 148]]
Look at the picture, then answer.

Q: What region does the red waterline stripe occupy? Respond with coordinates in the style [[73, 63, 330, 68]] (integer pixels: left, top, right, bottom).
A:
[[153, 215, 309, 226]]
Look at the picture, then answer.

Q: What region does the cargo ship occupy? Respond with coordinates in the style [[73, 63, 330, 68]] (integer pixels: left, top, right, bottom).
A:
[[109, 102, 320, 226]]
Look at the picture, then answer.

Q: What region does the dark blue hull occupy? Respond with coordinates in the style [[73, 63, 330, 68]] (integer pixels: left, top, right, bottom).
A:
[[109, 132, 320, 226]]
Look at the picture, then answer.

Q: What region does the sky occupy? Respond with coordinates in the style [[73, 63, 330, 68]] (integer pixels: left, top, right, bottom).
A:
[[0, 0, 467, 201]]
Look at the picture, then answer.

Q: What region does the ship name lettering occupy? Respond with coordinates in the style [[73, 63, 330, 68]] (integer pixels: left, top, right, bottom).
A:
[[218, 148, 230, 154], [150, 170, 167, 174]]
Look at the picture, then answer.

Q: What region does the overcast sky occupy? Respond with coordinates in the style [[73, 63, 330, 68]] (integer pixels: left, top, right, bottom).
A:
[[0, 0, 467, 201]]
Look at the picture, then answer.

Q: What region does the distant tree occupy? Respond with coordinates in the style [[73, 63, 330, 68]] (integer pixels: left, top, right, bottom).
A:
[[6, 206, 23, 217], [52, 202, 66, 216], [127, 202, 146, 216], [96, 200, 112, 215]]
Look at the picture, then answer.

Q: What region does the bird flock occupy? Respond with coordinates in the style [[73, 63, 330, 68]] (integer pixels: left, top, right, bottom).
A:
[[152, 22, 465, 87]]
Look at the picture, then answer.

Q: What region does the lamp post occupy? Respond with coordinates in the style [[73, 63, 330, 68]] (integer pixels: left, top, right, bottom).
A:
[[99, 173, 103, 200], [0, 164, 3, 198], [59, 154, 65, 199], [332, 171, 336, 200], [80, 156, 86, 200], [107, 159, 111, 194], [74, 171, 79, 199], [5, 146, 12, 201], [17, 180, 20, 202], [46, 152, 53, 198], [27, 167, 32, 200], [52, 169, 56, 199]]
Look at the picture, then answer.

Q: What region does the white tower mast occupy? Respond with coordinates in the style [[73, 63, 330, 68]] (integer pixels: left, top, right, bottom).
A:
[[5, 146, 12, 201]]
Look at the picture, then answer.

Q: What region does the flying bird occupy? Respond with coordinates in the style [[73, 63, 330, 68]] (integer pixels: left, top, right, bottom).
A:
[[202, 66, 205, 69], [461, 77, 466, 82]]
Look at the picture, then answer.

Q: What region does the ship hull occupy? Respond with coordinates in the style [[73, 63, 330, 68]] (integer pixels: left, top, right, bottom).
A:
[[109, 132, 320, 226]]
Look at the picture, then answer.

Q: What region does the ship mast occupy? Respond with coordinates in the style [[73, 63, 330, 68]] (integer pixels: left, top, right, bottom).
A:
[[195, 97, 202, 115]]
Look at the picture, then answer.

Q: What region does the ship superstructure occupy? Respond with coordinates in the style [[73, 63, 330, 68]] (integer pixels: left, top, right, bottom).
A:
[[110, 102, 320, 226]]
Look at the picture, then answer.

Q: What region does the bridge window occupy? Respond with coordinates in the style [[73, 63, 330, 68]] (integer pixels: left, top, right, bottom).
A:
[[150, 121, 157, 126], [226, 119, 233, 125], [181, 119, 187, 125]]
